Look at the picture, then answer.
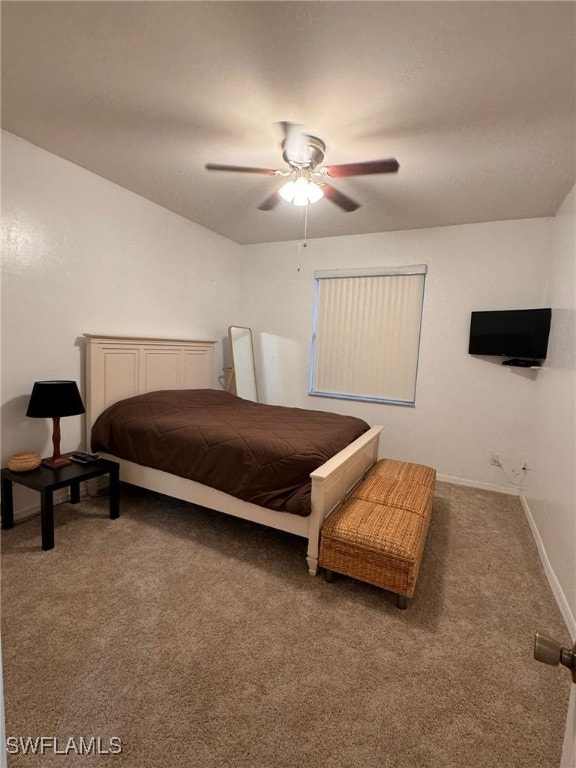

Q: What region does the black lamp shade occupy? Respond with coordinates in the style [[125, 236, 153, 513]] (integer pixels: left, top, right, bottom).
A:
[[26, 381, 85, 418]]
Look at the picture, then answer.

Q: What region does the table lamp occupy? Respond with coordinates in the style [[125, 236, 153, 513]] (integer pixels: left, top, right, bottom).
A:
[[26, 380, 85, 468]]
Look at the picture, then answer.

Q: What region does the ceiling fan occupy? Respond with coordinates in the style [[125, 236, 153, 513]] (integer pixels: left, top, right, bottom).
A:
[[205, 122, 399, 213]]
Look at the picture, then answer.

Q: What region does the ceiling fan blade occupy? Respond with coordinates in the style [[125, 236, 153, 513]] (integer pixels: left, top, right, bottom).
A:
[[321, 183, 360, 212], [257, 191, 281, 211], [205, 163, 276, 175], [325, 159, 400, 178]]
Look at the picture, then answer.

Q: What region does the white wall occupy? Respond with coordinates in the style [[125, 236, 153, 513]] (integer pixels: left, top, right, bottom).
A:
[[523, 185, 576, 636], [241, 218, 552, 492], [1, 131, 243, 514]]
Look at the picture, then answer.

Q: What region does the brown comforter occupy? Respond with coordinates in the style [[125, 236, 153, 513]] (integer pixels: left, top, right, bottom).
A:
[[91, 389, 369, 516]]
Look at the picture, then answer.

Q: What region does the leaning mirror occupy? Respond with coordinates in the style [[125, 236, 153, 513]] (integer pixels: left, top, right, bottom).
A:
[[228, 326, 258, 402]]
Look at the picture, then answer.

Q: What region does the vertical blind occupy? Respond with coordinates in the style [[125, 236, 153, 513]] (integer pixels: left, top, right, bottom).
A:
[[310, 265, 427, 405]]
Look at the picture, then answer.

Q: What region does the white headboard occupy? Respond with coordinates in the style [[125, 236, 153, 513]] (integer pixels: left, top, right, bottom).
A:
[[84, 334, 216, 430]]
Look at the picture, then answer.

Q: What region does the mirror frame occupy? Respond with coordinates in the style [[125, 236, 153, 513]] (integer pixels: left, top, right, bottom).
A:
[[228, 326, 258, 402]]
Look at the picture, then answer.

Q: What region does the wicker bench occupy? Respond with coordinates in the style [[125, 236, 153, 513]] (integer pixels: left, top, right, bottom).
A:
[[319, 459, 436, 608]]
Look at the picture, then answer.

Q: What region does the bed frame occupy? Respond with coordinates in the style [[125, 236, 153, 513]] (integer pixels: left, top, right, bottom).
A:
[[84, 334, 382, 574]]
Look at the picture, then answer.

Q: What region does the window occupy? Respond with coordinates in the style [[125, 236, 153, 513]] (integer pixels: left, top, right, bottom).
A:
[[310, 265, 427, 405]]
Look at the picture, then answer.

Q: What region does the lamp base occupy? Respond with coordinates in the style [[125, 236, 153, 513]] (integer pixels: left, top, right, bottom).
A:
[[42, 457, 72, 469]]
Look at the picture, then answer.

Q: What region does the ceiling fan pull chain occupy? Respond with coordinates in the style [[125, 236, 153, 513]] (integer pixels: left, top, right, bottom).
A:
[[297, 204, 309, 269]]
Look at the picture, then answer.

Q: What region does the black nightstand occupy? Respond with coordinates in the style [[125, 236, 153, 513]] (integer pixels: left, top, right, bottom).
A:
[[1, 454, 120, 550]]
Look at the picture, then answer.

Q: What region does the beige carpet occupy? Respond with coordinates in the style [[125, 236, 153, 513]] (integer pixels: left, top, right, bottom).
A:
[[2, 481, 571, 767]]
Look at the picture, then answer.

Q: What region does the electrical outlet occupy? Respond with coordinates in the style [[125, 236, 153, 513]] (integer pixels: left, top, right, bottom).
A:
[[490, 454, 501, 466]]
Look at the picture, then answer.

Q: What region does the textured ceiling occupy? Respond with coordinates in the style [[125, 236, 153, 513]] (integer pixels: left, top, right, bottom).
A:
[[2, 1, 575, 245]]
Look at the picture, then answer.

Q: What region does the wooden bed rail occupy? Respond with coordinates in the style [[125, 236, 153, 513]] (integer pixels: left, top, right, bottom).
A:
[[306, 425, 383, 574]]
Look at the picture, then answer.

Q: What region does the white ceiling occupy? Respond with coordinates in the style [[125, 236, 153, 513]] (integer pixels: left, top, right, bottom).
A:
[[2, 2, 575, 245]]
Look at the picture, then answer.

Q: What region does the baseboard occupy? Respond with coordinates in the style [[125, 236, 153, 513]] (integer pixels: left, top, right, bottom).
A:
[[437, 473, 520, 496], [519, 492, 576, 641]]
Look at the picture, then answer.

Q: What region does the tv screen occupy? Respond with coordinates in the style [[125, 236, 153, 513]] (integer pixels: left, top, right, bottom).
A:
[[468, 308, 552, 359]]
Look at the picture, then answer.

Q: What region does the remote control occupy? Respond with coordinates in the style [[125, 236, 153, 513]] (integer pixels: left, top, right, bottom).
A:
[[70, 452, 100, 463]]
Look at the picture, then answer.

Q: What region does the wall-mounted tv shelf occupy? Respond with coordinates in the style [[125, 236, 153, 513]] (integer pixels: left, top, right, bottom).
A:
[[502, 358, 542, 369]]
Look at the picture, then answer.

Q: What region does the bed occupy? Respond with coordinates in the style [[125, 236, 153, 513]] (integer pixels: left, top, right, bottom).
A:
[[84, 334, 383, 574]]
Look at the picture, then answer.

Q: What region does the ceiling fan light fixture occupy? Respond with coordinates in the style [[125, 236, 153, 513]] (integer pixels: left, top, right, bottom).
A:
[[279, 177, 324, 207], [305, 181, 324, 205]]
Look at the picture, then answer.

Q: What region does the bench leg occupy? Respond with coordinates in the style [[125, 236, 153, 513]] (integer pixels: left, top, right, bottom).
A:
[[324, 569, 335, 583], [396, 594, 408, 610]]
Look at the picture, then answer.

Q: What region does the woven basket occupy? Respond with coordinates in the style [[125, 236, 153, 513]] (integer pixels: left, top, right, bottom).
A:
[[7, 451, 41, 472], [319, 459, 436, 601]]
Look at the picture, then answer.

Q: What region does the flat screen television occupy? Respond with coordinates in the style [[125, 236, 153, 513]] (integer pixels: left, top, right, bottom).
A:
[[468, 308, 552, 360]]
